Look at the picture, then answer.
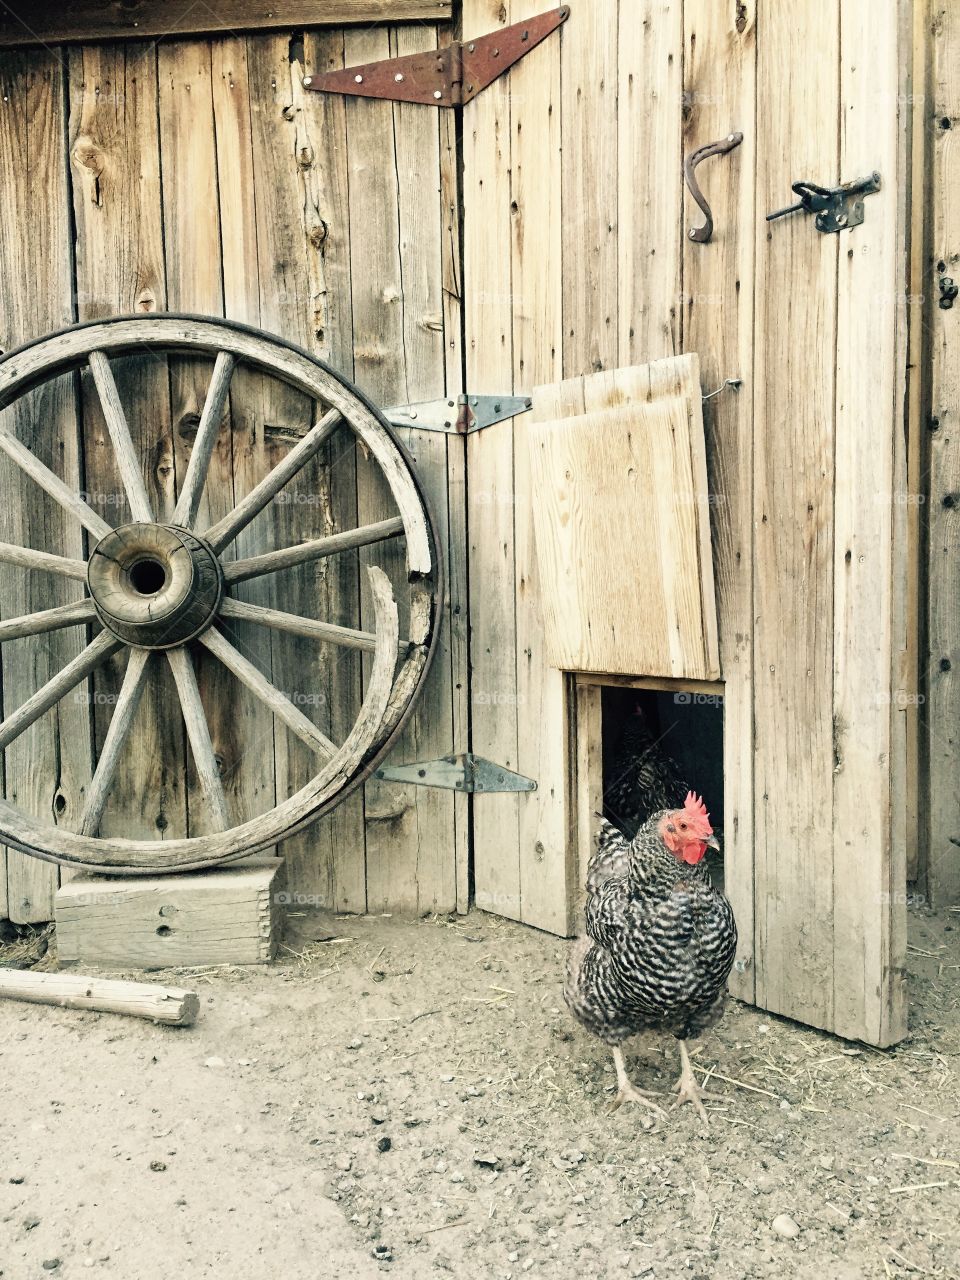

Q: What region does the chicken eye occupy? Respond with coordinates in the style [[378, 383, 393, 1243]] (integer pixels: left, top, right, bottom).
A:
[[679, 821, 687, 830]]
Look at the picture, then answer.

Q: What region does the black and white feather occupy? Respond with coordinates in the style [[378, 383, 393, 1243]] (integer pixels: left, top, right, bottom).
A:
[[565, 814, 737, 1048]]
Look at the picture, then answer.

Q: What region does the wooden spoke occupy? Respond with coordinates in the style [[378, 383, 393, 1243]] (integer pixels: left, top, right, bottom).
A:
[[0, 541, 88, 581], [222, 516, 405, 585], [0, 630, 121, 751], [0, 425, 112, 541], [199, 625, 338, 760], [79, 647, 151, 837], [88, 350, 154, 523], [219, 595, 408, 655], [165, 646, 230, 832], [0, 598, 96, 643], [172, 351, 236, 530], [202, 407, 343, 553]]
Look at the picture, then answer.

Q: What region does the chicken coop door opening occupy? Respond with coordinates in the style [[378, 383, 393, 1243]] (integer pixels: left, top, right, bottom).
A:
[[600, 686, 725, 883]]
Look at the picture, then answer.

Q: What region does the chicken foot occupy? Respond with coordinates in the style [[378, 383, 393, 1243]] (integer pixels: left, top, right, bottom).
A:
[[609, 1046, 668, 1117], [670, 1040, 725, 1126]]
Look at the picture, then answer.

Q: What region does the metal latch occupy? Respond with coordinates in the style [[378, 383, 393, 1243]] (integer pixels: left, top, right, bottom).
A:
[[766, 171, 881, 234], [385, 394, 532, 436], [375, 753, 537, 793], [302, 7, 569, 108]]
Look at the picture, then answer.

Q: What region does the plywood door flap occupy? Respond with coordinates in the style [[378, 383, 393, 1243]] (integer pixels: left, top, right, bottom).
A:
[[526, 354, 720, 681]]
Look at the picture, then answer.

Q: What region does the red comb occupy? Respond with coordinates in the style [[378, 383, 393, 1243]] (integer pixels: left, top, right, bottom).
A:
[[684, 791, 710, 820]]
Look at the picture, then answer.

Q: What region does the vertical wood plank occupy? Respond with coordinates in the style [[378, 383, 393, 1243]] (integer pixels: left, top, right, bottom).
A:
[[345, 22, 457, 915], [511, 0, 569, 934], [0, 50, 89, 921], [68, 42, 187, 845], [463, 0, 522, 922], [681, 0, 757, 1000], [562, 0, 618, 374], [926, 1, 960, 904], [438, 24, 470, 914], [243, 30, 364, 909], [619, 0, 683, 365], [832, 0, 908, 1043], [574, 682, 602, 931], [753, 0, 839, 1028], [208, 36, 282, 848], [158, 40, 239, 840]]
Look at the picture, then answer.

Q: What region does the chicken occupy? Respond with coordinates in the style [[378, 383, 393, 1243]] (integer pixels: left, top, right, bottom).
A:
[[564, 792, 737, 1125], [603, 705, 689, 839]]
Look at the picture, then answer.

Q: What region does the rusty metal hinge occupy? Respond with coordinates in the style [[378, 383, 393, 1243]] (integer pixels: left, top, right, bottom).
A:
[[302, 6, 569, 107]]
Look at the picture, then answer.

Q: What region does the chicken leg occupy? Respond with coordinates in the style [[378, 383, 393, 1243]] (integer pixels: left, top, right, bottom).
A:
[[670, 1040, 724, 1126], [609, 1046, 667, 1117]]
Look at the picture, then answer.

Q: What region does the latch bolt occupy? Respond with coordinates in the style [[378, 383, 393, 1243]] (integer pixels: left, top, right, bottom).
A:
[[766, 171, 881, 234]]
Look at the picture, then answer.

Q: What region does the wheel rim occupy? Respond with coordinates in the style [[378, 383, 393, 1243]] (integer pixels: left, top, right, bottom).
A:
[[0, 315, 442, 872]]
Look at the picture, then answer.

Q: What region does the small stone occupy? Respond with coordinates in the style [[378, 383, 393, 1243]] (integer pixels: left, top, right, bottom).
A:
[[372, 1244, 393, 1262], [450, 1172, 465, 1184], [24, 1214, 41, 1230], [346, 1039, 363, 1051], [522, 1261, 534, 1272], [507, 1252, 519, 1263], [9, 1174, 25, 1184], [335, 1154, 353, 1172], [473, 1153, 501, 1169], [150, 1160, 167, 1173], [818, 1154, 835, 1170], [771, 1213, 800, 1239], [204, 1057, 225, 1069], [42, 1261, 61, 1272], [377, 1137, 392, 1153]]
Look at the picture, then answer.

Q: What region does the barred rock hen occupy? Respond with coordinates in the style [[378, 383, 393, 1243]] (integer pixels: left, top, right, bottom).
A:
[[564, 792, 736, 1125], [603, 706, 689, 839]]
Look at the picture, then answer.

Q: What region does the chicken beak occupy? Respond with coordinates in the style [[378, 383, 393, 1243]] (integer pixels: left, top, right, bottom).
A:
[[705, 835, 721, 851]]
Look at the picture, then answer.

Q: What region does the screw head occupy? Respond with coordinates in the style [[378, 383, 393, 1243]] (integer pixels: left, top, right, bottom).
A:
[[434, 90, 442, 99], [355, 74, 363, 83], [302, 76, 312, 86], [395, 73, 404, 82]]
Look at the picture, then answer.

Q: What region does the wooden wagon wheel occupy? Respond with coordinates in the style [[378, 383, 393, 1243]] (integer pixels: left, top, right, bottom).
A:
[[0, 315, 441, 873]]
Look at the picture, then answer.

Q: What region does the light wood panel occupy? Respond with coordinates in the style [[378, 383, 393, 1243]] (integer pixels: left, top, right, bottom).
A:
[[681, 0, 757, 1001], [925, 1, 960, 905], [0, 51, 89, 922], [528, 359, 719, 680], [510, 0, 569, 935], [753, 0, 840, 1030], [0, 2, 453, 47], [831, 0, 909, 1044], [345, 21, 459, 916], [464, 0, 523, 924], [619, 0, 683, 364]]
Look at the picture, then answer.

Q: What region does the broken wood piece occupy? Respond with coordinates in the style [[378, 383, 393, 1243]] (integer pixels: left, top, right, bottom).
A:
[[0, 970, 199, 1026]]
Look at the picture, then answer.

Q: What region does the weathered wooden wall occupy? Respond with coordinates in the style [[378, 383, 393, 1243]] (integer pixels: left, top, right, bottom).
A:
[[0, 21, 466, 922], [922, 1, 960, 907], [463, 0, 914, 1045]]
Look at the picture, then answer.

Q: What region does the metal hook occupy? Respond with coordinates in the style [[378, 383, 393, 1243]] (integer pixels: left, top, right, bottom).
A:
[[684, 132, 744, 244], [702, 378, 742, 403]]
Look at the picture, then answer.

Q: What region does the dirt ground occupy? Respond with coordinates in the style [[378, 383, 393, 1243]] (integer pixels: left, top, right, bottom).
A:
[[0, 903, 957, 1280]]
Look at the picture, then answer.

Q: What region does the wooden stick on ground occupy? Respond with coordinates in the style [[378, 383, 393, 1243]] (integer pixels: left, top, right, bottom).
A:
[[0, 970, 200, 1026]]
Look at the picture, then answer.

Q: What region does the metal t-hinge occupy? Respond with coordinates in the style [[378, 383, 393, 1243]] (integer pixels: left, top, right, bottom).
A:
[[375, 753, 537, 793], [385, 393, 532, 436], [766, 172, 881, 234], [302, 7, 569, 107]]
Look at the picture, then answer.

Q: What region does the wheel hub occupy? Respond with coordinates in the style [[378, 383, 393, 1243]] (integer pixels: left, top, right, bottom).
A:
[[87, 523, 223, 649]]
